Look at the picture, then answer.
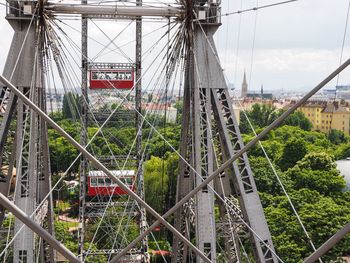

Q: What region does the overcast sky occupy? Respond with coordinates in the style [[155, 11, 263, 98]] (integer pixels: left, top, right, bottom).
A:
[[0, 0, 350, 92], [218, 0, 350, 92]]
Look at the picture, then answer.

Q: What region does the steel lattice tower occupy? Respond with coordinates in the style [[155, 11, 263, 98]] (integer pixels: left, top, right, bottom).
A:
[[0, 2, 55, 262], [173, 1, 278, 262]]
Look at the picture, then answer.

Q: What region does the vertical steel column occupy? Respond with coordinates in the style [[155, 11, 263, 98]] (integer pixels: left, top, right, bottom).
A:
[[37, 70, 55, 263], [135, 0, 148, 260], [212, 86, 277, 262], [10, 18, 40, 263], [173, 56, 194, 262], [78, 1, 88, 258], [192, 26, 216, 263]]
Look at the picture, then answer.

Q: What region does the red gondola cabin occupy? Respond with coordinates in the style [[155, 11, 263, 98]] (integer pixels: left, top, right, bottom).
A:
[[89, 63, 135, 89], [87, 170, 135, 197]]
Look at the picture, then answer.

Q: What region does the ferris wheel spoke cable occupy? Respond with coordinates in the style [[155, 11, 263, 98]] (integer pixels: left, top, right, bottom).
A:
[[194, 0, 298, 22], [3, 11, 186, 260], [50, 14, 186, 256], [85, 26, 185, 257], [112, 36, 284, 261], [56, 17, 177, 61], [95, 20, 178, 59], [0, 9, 178, 258], [85, 73, 178, 259], [90, 19, 134, 62], [233, 0, 243, 85], [336, 0, 350, 87], [0, 21, 139, 258], [52, 13, 182, 161], [94, 51, 185, 256]]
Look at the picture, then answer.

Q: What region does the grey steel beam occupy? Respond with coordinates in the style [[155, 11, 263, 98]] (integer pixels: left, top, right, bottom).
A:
[[45, 4, 183, 18], [193, 25, 216, 262], [111, 57, 350, 261], [38, 72, 55, 263], [303, 222, 350, 263], [0, 74, 212, 263], [135, 0, 148, 260], [173, 57, 194, 262], [0, 192, 81, 263], [78, 0, 88, 257]]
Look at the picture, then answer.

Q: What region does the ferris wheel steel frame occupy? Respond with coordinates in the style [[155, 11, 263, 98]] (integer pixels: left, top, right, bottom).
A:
[[1, 0, 350, 263]]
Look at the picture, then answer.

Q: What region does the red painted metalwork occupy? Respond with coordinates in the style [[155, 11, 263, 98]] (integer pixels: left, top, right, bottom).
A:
[[88, 63, 135, 89], [87, 170, 135, 197]]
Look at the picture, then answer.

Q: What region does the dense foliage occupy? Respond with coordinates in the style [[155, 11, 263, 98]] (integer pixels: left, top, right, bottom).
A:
[[48, 101, 350, 262]]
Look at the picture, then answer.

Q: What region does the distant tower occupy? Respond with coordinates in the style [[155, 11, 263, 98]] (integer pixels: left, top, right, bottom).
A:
[[241, 71, 248, 98], [261, 84, 264, 99]]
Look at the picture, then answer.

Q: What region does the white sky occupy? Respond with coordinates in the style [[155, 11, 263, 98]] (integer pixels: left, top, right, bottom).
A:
[[0, 0, 350, 92], [217, 0, 350, 92]]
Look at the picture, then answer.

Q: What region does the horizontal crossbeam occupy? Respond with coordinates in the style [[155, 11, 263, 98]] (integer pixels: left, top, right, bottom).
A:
[[45, 4, 183, 18]]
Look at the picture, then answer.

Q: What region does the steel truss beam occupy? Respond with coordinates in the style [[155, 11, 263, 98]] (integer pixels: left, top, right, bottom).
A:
[[77, 0, 88, 257], [0, 192, 81, 263], [45, 4, 183, 18], [0, 16, 55, 262], [135, 0, 149, 260]]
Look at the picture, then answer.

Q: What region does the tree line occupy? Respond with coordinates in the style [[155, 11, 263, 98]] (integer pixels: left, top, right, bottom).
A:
[[49, 98, 350, 261]]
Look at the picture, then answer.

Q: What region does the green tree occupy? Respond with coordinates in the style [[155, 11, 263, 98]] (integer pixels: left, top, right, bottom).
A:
[[328, 129, 348, 145], [240, 104, 279, 133], [144, 156, 169, 213], [286, 152, 345, 195], [282, 111, 313, 131], [278, 138, 307, 171], [263, 189, 350, 263], [250, 156, 292, 195], [335, 143, 350, 159], [62, 92, 82, 119]]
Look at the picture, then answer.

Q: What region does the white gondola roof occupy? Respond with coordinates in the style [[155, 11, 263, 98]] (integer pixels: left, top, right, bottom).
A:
[[88, 170, 135, 177]]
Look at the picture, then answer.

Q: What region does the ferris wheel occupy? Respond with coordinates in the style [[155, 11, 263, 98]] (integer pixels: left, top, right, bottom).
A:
[[0, 0, 349, 263]]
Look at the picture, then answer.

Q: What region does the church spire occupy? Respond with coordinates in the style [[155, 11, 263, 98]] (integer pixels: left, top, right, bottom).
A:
[[241, 71, 248, 98]]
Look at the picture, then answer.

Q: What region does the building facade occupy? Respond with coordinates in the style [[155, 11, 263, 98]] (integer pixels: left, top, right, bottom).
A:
[[298, 101, 350, 134]]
